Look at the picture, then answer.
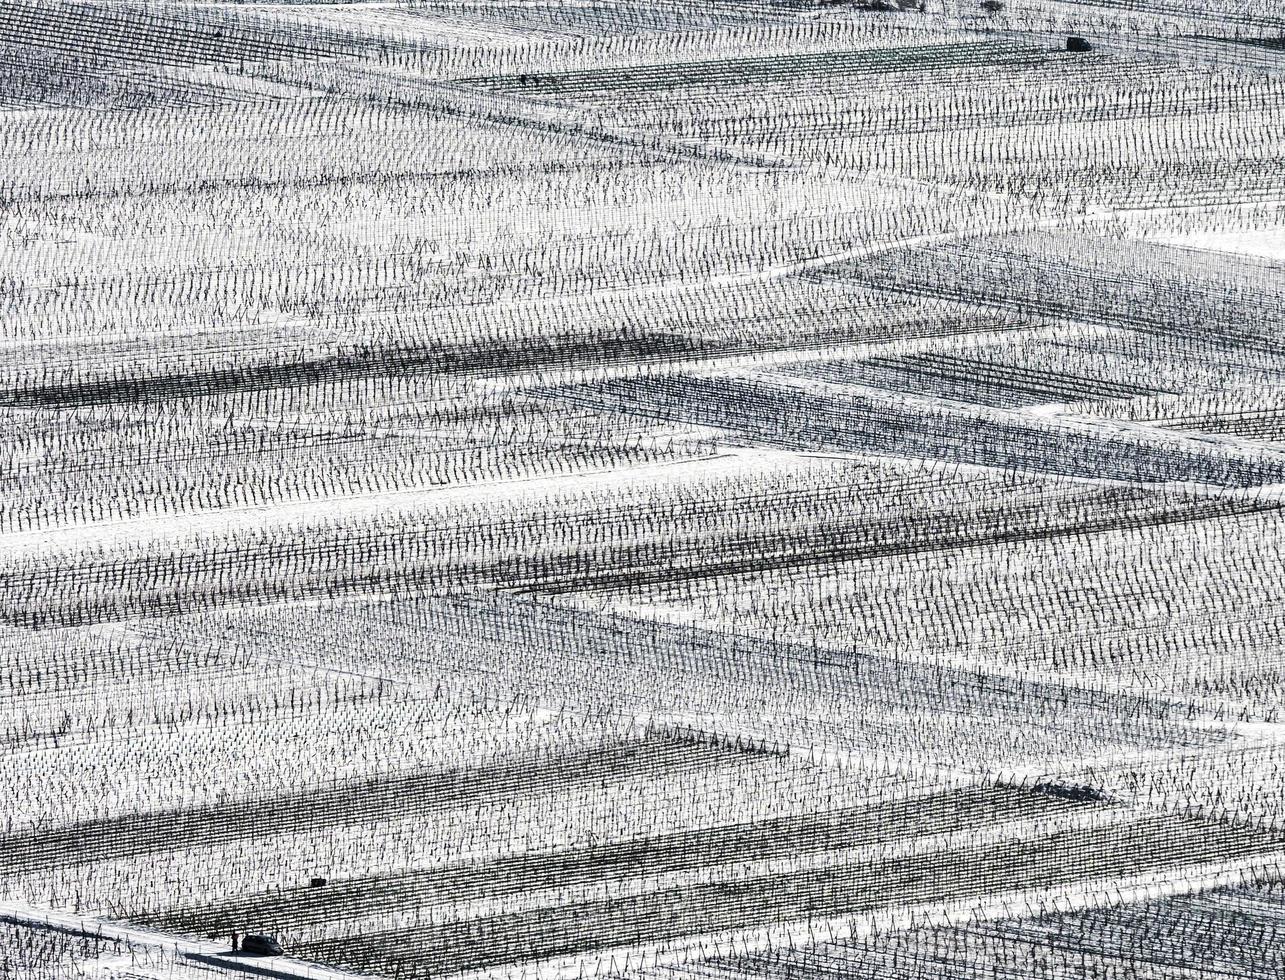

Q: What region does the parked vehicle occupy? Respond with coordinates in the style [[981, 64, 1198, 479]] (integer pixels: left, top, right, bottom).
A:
[[241, 934, 284, 956]]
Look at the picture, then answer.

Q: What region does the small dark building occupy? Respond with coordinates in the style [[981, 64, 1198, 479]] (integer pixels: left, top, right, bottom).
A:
[[1066, 36, 1092, 52]]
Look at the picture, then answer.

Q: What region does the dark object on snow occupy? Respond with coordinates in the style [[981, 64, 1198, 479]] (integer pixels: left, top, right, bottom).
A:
[[1066, 35, 1092, 52], [242, 934, 284, 956], [1032, 781, 1107, 803], [310, 876, 327, 887], [980, 0, 1004, 10], [230, 930, 239, 952]]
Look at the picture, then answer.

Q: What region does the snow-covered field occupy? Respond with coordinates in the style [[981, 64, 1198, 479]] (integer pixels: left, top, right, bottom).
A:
[[4, 0, 1285, 978]]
